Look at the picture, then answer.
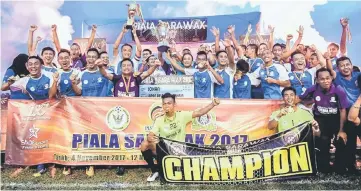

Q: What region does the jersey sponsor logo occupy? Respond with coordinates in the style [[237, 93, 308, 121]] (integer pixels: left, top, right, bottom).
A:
[[105, 106, 130, 131], [44, 84, 49, 89], [330, 97, 336, 103], [282, 129, 300, 145], [202, 78, 206, 83], [119, 82, 124, 87], [98, 77, 102, 83], [315, 96, 321, 101], [244, 81, 248, 86], [290, 76, 294, 80]]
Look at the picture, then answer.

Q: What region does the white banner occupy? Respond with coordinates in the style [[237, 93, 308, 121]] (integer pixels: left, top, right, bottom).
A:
[[140, 76, 194, 98]]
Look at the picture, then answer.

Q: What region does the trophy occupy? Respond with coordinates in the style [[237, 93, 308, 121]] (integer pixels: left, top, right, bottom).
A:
[[192, 19, 202, 42], [156, 20, 170, 52], [126, 1, 144, 30]]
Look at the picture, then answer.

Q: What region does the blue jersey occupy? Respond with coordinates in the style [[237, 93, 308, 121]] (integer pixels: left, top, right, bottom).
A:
[[248, 58, 264, 73], [78, 69, 109, 97], [106, 67, 115, 97], [288, 67, 316, 96], [112, 55, 141, 74], [233, 75, 251, 99], [57, 69, 81, 97], [185, 68, 219, 98], [214, 67, 234, 98], [250, 63, 290, 99], [42, 65, 57, 73], [334, 71, 361, 106], [2, 69, 31, 99], [10, 71, 54, 100]]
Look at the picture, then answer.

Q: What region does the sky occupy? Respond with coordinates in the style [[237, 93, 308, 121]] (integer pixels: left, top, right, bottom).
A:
[[1, 0, 361, 79]]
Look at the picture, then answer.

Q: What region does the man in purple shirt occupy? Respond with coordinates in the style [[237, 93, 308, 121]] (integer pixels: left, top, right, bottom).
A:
[[97, 58, 160, 97], [299, 67, 348, 174]]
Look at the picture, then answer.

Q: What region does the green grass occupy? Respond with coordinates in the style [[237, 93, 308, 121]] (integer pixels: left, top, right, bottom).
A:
[[1, 166, 361, 190]]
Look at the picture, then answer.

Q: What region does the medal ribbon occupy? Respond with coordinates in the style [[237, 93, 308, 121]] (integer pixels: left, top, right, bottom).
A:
[[293, 71, 304, 87], [122, 75, 132, 95]]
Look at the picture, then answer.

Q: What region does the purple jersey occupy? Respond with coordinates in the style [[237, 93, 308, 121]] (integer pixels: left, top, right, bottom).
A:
[[72, 54, 87, 71], [299, 84, 349, 116], [112, 73, 143, 97], [140, 62, 174, 75]]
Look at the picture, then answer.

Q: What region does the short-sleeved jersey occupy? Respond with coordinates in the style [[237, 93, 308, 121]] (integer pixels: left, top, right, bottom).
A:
[[42, 65, 57, 73], [248, 57, 264, 73], [299, 84, 349, 116], [10, 71, 54, 100], [2, 69, 31, 99], [288, 67, 316, 96], [72, 54, 87, 71], [250, 63, 290, 99], [112, 72, 143, 97], [151, 111, 193, 142], [185, 68, 220, 98], [113, 55, 141, 75], [334, 72, 361, 105], [57, 69, 80, 97], [78, 69, 109, 97], [233, 75, 251, 99], [269, 107, 313, 132], [214, 67, 235, 98]]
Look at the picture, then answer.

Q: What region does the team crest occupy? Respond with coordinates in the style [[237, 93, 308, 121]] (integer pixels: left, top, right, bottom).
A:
[[282, 129, 300, 145], [105, 106, 130, 131], [84, 80, 88, 84], [290, 76, 294, 80], [191, 109, 217, 132], [119, 82, 124, 87], [97, 77, 102, 83], [131, 81, 135, 87], [30, 87, 35, 91], [64, 80, 69, 84], [315, 96, 321, 101], [269, 71, 274, 76]]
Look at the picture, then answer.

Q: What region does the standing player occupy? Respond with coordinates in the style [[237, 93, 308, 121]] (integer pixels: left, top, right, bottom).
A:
[[233, 59, 251, 99], [249, 49, 291, 99], [167, 51, 224, 98], [140, 93, 220, 181], [299, 68, 348, 173]]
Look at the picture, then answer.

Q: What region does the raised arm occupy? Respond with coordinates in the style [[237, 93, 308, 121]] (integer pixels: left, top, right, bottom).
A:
[[30, 36, 42, 56], [228, 25, 244, 59], [310, 45, 326, 69], [192, 98, 220, 118], [113, 24, 128, 57], [281, 26, 304, 60], [324, 52, 337, 78], [28, 25, 37, 56], [140, 59, 161, 80], [207, 62, 224, 84], [268, 25, 275, 50], [340, 18, 348, 56], [256, 24, 265, 44], [96, 59, 114, 80], [132, 26, 142, 58], [85, 25, 97, 52], [222, 38, 235, 70], [210, 26, 220, 53], [268, 108, 287, 130], [51, 24, 61, 52], [285, 34, 293, 51], [243, 24, 252, 45], [166, 52, 185, 73]]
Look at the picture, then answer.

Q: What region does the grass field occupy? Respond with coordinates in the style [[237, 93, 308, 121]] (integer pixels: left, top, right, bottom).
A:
[[1, 166, 361, 190]]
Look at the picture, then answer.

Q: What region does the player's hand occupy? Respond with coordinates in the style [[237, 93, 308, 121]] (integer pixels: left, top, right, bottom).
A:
[[221, 39, 232, 48], [310, 44, 317, 52], [51, 24, 57, 31], [265, 77, 277, 84], [323, 52, 331, 60], [30, 25, 38, 32], [212, 97, 220, 106], [311, 120, 320, 132], [122, 23, 128, 33], [337, 131, 347, 144], [210, 26, 220, 37], [277, 107, 289, 118], [268, 25, 275, 33], [92, 25, 97, 31], [227, 25, 235, 35], [154, 59, 162, 67], [297, 25, 304, 37], [95, 59, 104, 67], [340, 18, 349, 28], [69, 74, 78, 84], [286, 34, 293, 41], [53, 72, 60, 82]]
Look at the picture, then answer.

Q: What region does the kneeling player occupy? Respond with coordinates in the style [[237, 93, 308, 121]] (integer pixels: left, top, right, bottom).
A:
[[140, 93, 220, 182]]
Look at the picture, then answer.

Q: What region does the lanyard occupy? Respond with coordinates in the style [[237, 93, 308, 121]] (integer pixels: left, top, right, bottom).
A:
[[293, 71, 304, 87], [121, 75, 132, 96]]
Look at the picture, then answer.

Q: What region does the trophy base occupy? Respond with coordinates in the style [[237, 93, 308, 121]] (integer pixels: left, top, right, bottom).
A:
[[126, 25, 133, 30], [157, 45, 169, 52]]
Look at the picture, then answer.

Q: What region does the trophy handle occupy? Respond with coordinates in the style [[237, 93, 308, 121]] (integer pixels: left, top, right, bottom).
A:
[[136, 4, 145, 23]]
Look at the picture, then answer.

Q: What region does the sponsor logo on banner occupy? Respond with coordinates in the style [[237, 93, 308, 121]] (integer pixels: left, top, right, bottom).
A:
[[191, 109, 217, 132], [20, 102, 51, 121], [106, 106, 130, 131], [140, 76, 194, 98]]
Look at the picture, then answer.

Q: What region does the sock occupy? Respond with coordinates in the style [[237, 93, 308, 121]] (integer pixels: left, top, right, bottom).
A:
[[142, 149, 157, 173]]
